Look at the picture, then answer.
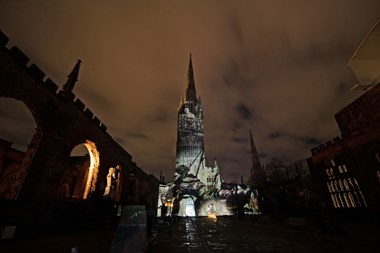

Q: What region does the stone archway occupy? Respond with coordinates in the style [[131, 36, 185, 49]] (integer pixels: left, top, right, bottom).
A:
[[82, 140, 100, 199], [0, 98, 39, 199], [58, 140, 100, 199]]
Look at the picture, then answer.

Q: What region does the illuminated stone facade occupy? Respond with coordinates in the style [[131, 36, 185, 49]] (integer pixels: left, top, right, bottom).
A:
[[159, 56, 225, 217], [174, 56, 222, 216], [156, 57, 264, 218], [175, 55, 221, 190]]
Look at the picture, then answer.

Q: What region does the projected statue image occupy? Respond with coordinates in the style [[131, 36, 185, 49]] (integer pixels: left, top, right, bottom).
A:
[[103, 165, 121, 201], [183, 107, 195, 118]]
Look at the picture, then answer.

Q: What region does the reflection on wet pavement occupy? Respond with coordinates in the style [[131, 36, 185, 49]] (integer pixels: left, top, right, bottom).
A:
[[151, 216, 378, 253]]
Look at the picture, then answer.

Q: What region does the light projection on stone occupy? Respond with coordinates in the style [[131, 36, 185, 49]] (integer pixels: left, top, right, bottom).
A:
[[157, 56, 262, 218], [82, 140, 100, 199]]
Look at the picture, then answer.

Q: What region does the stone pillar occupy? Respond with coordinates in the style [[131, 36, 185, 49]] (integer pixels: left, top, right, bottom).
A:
[[111, 205, 148, 253]]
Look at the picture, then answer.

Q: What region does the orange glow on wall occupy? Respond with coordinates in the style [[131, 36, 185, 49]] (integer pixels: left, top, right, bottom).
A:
[[82, 140, 100, 199]]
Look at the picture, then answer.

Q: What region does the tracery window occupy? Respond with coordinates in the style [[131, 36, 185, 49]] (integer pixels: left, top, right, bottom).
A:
[[325, 158, 367, 208]]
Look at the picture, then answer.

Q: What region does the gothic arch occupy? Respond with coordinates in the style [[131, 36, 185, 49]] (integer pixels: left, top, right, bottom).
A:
[[0, 97, 40, 199], [59, 140, 100, 199]]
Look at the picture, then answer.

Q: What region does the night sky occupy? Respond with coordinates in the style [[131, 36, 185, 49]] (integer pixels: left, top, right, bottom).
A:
[[0, 1, 379, 183]]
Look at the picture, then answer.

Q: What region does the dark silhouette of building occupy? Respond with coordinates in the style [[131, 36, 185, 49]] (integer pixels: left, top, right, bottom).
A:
[[307, 83, 380, 221], [0, 30, 159, 238], [307, 19, 380, 222], [249, 129, 264, 187]]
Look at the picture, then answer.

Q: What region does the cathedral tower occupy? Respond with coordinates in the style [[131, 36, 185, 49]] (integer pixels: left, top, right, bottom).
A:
[[175, 55, 205, 177], [158, 55, 226, 217]]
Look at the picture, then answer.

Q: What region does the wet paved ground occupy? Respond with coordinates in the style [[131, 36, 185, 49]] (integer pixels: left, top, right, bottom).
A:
[[151, 216, 379, 253], [0, 217, 379, 252]]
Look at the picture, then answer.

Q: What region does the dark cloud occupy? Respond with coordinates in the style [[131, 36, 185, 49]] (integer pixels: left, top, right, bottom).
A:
[[232, 137, 247, 143], [127, 133, 149, 139], [235, 102, 253, 120], [228, 14, 244, 46], [268, 132, 285, 140], [303, 137, 322, 146], [226, 158, 240, 164], [114, 137, 127, 146]]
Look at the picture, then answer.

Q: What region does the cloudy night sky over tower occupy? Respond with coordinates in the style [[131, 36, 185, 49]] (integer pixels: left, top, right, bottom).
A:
[[0, 1, 379, 183]]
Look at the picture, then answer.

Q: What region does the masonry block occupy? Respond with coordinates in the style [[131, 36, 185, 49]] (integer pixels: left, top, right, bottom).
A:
[[44, 78, 58, 93], [93, 116, 101, 126], [29, 64, 45, 81], [58, 90, 75, 101], [10, 46, 29, 66], [74, 98, 85, 111], [0, 31, 9, 47], [84, 108, 94, 119], [100, 123, 107, 132]]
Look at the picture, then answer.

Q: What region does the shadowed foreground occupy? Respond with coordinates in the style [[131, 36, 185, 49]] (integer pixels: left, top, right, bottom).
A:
[[0, 216, 379, 253], [151, 216, 379, 253]]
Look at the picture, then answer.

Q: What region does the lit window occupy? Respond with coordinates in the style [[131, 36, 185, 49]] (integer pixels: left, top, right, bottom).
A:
[[343, 192, 351, 208], [353, 178, 361, 190], [327, 183, 332, 193], [337, 193, 345, 208], [343, 179, 350, 191], [334, 181, 340, 192], [330, 194, 338, 208], [338, 179, 345, 191], [348, 192, 356, 208]]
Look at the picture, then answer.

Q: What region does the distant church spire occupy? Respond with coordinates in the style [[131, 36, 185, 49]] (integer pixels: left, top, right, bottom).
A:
[[62, 59, 82, 95], [250, 128, 262, 176], [186, 54, 196, 101]]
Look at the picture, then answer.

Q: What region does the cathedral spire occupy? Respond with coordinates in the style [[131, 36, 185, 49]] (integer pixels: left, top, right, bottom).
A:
[[186, 54, 196, 101], [62, 59, 82, 95], [250, 128, 262, 176]]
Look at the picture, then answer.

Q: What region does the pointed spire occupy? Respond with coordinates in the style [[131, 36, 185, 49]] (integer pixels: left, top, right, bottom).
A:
[[250, 129, 258, 154], [62, 59, 82, 95], [249, 128, 262, 176], [186, 54, 196, 101]]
